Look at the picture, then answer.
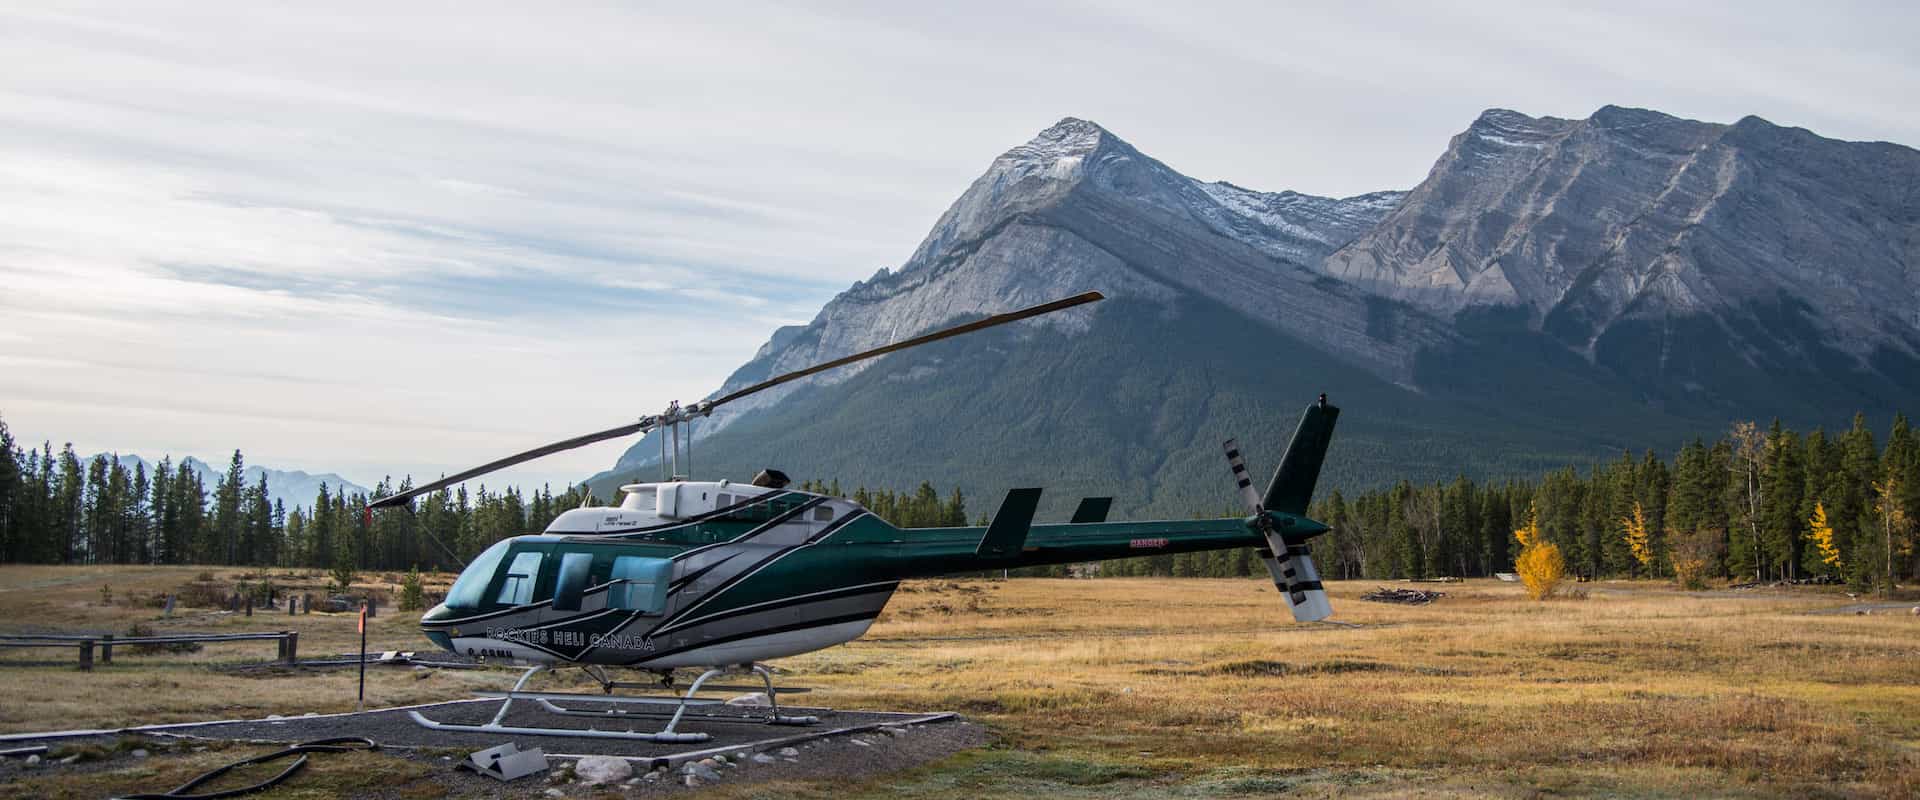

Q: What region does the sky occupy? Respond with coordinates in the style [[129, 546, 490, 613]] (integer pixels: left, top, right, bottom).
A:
[[3, 1, 1918, 498]]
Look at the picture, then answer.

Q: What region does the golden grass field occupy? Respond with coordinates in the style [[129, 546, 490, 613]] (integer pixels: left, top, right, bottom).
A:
[[0, 564, 1915, 798]]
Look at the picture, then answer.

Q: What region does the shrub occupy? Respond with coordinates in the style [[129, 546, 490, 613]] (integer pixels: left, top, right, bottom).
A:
[[124, 622, 201, 655], [175, 580, 227, 608], [399, 567, 426, 612], [329, 561, 357, 595], [1670, 527, 1725, 591]]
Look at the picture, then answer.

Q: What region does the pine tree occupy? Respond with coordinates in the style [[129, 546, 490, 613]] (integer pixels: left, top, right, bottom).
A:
[[1837, 414, 1879, 589], [1759, 421, 1805, 580], [211, 450, 245, 564], [54, 446, 84, 564], [0, 417, 17, 563]]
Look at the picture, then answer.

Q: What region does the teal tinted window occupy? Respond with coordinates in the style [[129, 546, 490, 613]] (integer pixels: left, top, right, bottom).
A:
[[552, 552, 594, 611], [496, 551, 545, 605], [610, 556, 673, 615], [446, 540, 511, 609]]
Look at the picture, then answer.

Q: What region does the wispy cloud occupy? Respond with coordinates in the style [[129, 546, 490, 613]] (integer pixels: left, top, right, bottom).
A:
[[2, 1, 1915, 494]]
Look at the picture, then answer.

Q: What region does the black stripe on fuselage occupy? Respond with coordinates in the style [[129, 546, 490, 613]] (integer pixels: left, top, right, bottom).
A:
[[647, 507, 866, 634], [651, 579, 897, 637], [660, 497, 828, 562], [624, 611, 881, 666], [595, 490, 808, 536], [670, 552, 739, 590], [572, 503, 855, 660]]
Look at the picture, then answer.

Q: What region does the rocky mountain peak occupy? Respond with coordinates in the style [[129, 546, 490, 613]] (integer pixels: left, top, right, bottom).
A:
[[596, 105, 1920, 493]]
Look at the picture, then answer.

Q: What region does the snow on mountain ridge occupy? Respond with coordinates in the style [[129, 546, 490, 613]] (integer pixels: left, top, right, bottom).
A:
[[93, 453, 370, 511]]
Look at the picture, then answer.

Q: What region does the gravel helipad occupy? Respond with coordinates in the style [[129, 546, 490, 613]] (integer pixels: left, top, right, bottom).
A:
[[0, 697, 965, 770]]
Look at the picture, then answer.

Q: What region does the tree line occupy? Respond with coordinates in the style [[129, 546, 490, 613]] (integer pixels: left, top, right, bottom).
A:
[[5, 411, 1913, 591], [1305, 414, 1918, 592], [0, 414, 597, 572]]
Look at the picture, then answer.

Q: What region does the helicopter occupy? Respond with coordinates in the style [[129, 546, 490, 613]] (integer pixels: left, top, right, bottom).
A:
[[368, 291, 1341, 743]]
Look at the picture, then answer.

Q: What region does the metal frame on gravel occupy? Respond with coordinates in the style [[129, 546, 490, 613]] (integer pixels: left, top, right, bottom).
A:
[[406, 662, 819, 743]]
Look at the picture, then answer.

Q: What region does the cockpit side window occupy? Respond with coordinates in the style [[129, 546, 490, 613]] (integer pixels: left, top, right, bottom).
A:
[[445, 539, 512, 609], [495, 551, 546, 606]]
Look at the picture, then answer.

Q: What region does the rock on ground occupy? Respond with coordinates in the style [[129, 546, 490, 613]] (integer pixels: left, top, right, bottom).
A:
[[573, 755, 634, 785]]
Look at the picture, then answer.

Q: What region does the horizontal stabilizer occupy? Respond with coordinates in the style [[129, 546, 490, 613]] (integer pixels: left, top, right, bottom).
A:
[[977, 488, 1042, 559], [1069, 497, 1113, 524]]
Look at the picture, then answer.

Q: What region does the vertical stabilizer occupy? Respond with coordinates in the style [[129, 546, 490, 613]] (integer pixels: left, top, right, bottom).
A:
[[1264, 395, 1340, 516]]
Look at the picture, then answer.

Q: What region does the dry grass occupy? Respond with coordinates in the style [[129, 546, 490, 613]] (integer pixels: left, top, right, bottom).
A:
[[1, 566, 1916, 798]]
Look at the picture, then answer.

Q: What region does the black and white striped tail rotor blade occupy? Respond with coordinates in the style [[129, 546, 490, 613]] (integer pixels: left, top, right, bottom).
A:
[[1273, 542, 1333, 622], [1225, 437, 1332, 622], [1222, 439, 1262, 514]]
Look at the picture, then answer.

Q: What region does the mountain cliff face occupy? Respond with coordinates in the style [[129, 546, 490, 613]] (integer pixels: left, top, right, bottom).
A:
[[594, 109, 1920, 514], [633, 118, 1418, 449], [1327, 106, 1920, 414]]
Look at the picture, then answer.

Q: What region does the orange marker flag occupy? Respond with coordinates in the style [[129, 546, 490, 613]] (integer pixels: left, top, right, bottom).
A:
[[358, 604, 367, 634]]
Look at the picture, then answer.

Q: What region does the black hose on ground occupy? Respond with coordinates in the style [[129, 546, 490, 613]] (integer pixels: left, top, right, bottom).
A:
[[116, 737, 378, 800]]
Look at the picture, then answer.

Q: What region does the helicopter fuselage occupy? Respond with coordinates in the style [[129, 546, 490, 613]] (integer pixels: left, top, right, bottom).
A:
[[418, 480, 1306, 670]]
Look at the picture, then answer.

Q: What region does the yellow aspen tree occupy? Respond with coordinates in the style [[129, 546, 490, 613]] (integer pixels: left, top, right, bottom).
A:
[[1622, 501, 1654, 576], [1513, 503, 1565, 600], [1808, 501, 1841, 573]]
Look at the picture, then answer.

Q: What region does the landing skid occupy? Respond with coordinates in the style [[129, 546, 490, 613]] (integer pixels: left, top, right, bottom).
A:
[[407, 663, 819, 743]]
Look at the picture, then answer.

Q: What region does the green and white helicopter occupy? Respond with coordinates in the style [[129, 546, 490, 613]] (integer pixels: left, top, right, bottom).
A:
[[369, 291, 1341, 742]]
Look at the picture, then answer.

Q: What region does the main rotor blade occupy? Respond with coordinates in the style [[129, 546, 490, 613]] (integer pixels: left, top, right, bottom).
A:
[[707, 290, 1104, 410], [366, 418, 654, 510]]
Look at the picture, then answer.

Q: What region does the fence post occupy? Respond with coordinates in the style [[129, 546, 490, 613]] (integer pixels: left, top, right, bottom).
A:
[[245, 595, 253, 617], [78, 640, 93, 671], [163, 594, 175, 618], [365, 595, 376, 619], [284, 631, 298, 665], [101, 634, 113, 665]]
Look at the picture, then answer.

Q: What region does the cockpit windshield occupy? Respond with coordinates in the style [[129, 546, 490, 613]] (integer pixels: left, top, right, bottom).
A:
[[445, 539, 512, 609]]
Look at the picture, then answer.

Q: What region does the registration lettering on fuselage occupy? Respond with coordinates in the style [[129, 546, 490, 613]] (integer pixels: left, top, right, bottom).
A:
[[486, 626, 654, 651]]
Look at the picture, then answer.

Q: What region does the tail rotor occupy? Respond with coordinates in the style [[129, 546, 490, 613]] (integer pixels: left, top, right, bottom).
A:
[[1223, 396, 1340, 622]]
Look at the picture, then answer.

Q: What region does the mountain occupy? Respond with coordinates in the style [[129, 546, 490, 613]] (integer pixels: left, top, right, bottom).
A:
[[588, 109, 1920, 518], [1325, 106, 1920, 419], [97, 454, 369, 511]]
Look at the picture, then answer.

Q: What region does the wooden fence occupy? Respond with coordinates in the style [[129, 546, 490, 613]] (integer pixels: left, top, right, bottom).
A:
[[0, 631, 298, 670]]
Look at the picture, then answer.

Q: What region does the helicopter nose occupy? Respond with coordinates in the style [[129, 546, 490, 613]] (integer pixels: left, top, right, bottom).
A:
[[419, 603, 456, 652]]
